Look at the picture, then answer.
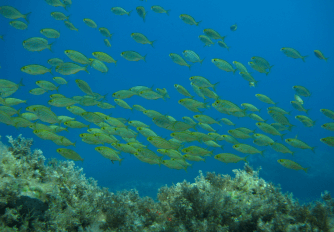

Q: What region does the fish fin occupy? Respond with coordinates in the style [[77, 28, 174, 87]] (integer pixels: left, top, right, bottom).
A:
[[280, 133, 287, 141], [150, 40, 156, 48], [48, 41, 56, 53], [24, 12, 32, 24], [311, 146, 317, 153], [305, 109, 311, 115], [302, 55, 308, 62], [213, 82, 220, 91], [84, 65, 90, 74]]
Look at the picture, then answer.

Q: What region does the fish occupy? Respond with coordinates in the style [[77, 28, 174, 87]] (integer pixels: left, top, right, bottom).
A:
[[99, 27, 112, 37], [147, 136, 180, 149], [64, 20, 78, 31], [233, 61, 248, 73], [95, 147, 122, 164], [9, 20, 28, 30], [92, 52, 117, 65], [40, 28, 60, 38], [267, 106, 291, 115], [292, 86, 311, 97], [139, 90, 165, 100], [285, 137, 316, 153], [0, 6, 31, 23], [132, 105, 146, 112], [255, 94, 277, 105], [277, 159, 309, 173], [83, 18, 97, 28], [230, 23, 237, 31], [320, 137, 334, 147], [65, 50, 91, 65], [136, 6, 147, 22], [249, 113, 267, 122], [241, 103, 261, 112], [294, 94, 303, 105], [45, 0, 67, 9], [131, 33, 155, 47], [251, 56, 274, 72], [218, 40, 230, 51], [162, 160, 188, 172], [56, 63, 89, 75], [253, 133, 275, 146], [66, 106, 86, 116], [112, 90, 137, 99], [151, 6, 170, 15], [90, 59, 108, 73], [314, 50, 329, 62], [322, 123, 334, 131], [156, 88, 170, 99], [280, 47, 308, 62], [114, 99, 132, 110], [193, 115, 220, 125], [21, 65, 52, 75], [220, 118, 235, 127], [169, 53, 191, 69], [48, 98, 78, 107], [198, 123, 216, 132], [137, 127, 158, 137], [104, 39, 111, 47], [179, 14, 201, 26], [121, 51, 146, 62], [320, 109, 334, 120], [190, 76, 219, 90], [290, 101, 310, 114], [212, 59, 236, 74], [182, 146, 212, 156], [53, 77, 67, 85], [256, 122, 285, 140], [51, 11, 70, 20], [56, 148, 83, 161], [270, 142, 294, 156], [228, 129, 253, 139], [111, 7, 132, 16], [268, 110, 294, 129], [204, 29, 226, 40], [33, 129, 61, 141], [48, 58, 64, 67], [233, 144, 265, 156], [183, 155, 206, 162], [182, 50, 204, 64], [23, 37, 54, 52], [215, 153, 248, 164], [248, 62, 270, 75], [199, 35, 214, 47]]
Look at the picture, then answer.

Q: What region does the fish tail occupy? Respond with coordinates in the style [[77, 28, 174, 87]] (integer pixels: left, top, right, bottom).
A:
[[67, 14, 71, 20], [199, 57, 205, 65], [166, 9, 171, 16], [18, 78, 25, 88], [305, 109, 311, 115], [24, 12, 32, 24], [188, 64, 192, 70], [280, 133, 287, 141], [49, 68, 54, 76], [143, 54, 147, 62], [213, 82, 220, 91], [325, 57, 329, 62], [127, 10, 133, 16], [303, 167, 310, 173], [269, 65, 274, 73], [150, 40, 156, 48], [233, 69, 237, 75], [274, 101, 279, 106], [83, 65, 90, 74], [0, 35, 5, 40], [260, 150, 265, 157], [48, 41, 56, 53], [196, 20, 202, 26], [118, 158, 124, 166], [221, 36, 226, 41], [302, 55, 308, 62], [244, 155, 250, 163], [311, 146, 317, 153]]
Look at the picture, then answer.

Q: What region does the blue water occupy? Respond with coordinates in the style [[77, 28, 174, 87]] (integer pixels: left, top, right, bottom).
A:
[[1, 0, 333, 203]]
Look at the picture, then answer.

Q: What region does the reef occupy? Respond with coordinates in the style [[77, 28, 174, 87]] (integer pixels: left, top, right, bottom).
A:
[[0, 135, 333, 232]]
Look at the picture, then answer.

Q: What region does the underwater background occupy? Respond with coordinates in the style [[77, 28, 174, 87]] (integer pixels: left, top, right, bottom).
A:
[[0, 0, 333, 206]]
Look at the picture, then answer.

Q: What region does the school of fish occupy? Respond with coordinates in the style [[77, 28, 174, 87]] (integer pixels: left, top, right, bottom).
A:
[[0, 2, 332, 173]]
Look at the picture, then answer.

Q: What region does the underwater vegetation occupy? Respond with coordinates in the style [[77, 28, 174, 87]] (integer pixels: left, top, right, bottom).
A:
[[0, 135, 333, 232]]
